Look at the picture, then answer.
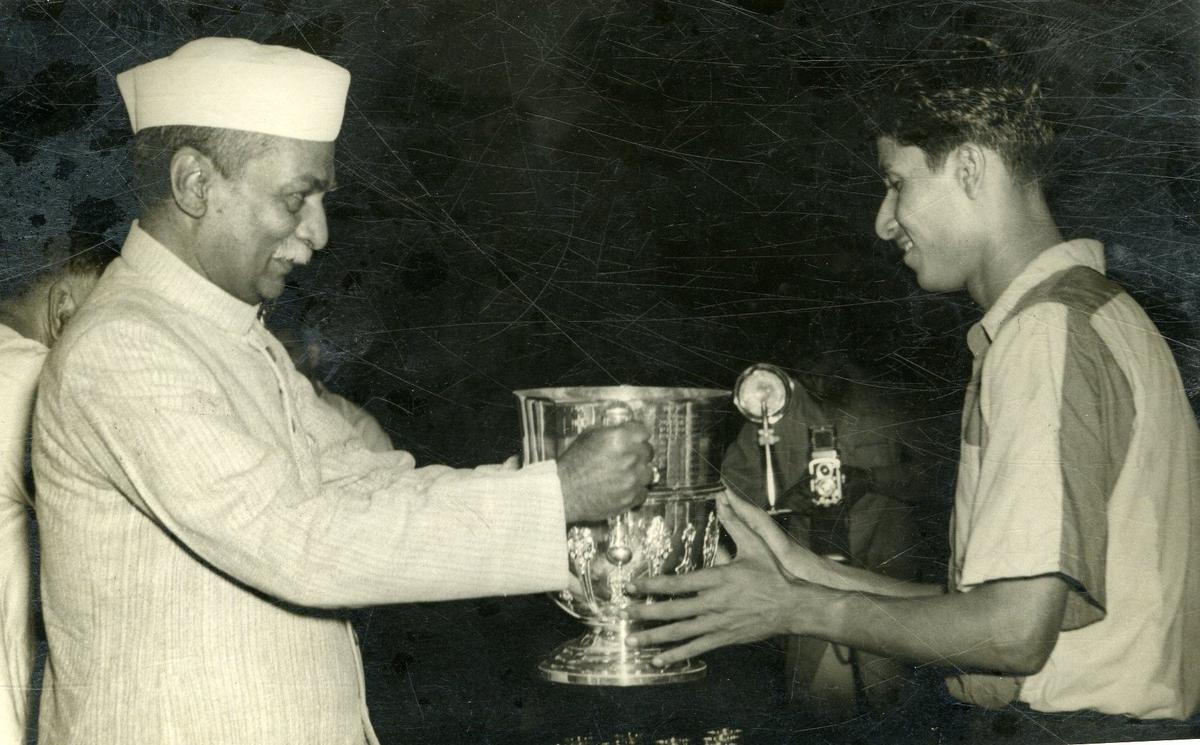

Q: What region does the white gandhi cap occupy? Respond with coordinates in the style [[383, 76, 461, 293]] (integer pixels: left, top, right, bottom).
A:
[[117, 37, 351, 142]]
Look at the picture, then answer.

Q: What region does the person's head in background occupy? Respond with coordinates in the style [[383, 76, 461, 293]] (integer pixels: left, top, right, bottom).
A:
[[0, 237, 118, 347], [273, 322, 324, 386], [783, 306, 888, 405], [266, 293, 341, 385], [870, 35, 1062, 308], [792, 349, 870, 405]]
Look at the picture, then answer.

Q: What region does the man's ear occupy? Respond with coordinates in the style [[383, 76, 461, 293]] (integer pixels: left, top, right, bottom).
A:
[[169, 147, 216, 218], [954, 143, 986, 199], [45, 277, 78, 346]]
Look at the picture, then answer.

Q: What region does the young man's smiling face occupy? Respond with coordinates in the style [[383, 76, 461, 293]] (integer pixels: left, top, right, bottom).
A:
[[874, 136, 983, 295], [199, 137, 335, 305]]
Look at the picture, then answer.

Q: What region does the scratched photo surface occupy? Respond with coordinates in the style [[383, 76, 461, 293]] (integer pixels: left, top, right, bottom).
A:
[[2, 1, 1197, 744]]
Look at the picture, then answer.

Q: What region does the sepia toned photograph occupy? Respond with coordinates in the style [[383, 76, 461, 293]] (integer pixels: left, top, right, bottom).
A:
[[0, 1, 1197, 743]]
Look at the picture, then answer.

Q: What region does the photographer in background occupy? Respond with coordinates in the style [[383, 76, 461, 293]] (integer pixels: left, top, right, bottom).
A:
[[722, 346, 937, 713]]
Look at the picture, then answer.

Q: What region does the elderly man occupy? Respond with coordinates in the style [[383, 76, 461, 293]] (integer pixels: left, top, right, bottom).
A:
[[0, 245, 111, 743], [32, 38, 653, 744], [628, 37, 1200, 722]]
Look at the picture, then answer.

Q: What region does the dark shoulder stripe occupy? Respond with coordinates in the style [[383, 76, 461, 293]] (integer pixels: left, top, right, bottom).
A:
[[1056, 302, 1136, 630], [1008, 265, 1124, 323], [1000, 266, 1132, 631]]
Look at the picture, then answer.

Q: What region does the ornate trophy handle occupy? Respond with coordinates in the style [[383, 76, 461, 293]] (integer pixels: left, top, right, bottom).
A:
[[566, 526, 598, 613], [600, 402, 637, 606], [677, 523, 698, 574], [644, 516, 671, 577], [601, 402, 635, 563], [702, 511, 720, 568]]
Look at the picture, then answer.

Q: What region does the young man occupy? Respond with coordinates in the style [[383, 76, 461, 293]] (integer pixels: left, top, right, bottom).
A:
[[627, 38, 1200, 720], [32, 38, 654, 744], [0, 245, 112, 743]]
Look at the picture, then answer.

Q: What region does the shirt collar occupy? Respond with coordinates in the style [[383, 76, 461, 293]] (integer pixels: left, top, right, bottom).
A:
[[120, 221, 261, 335], [0, 323, 47, 355], [967, 239, 1105, 355]]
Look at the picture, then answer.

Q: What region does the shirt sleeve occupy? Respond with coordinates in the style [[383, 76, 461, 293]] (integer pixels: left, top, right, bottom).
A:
[[313, 385, 394, 453], [0, 337, 46, 510], [959, 301, 1125, 631], [0, 337, 42, 738], [47, 319, 568, 609]]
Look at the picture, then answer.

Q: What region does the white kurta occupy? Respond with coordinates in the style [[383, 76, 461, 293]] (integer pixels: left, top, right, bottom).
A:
[[33, 223, 569, 744], [0, 324, 45, 745], [315, 384, 394, 454]]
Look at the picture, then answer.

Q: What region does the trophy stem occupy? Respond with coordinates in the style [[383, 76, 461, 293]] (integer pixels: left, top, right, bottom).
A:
[[538, 619, 706, 686]]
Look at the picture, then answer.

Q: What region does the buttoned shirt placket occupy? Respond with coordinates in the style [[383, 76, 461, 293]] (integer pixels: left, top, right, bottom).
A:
[[250, 319, 380, 745]]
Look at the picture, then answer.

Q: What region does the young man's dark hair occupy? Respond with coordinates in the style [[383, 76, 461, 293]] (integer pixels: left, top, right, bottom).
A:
[[872, 35, 1054, 185]]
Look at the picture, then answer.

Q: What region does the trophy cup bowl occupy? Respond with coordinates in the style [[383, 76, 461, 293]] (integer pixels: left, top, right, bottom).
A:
[[515, 386, 731, 686]]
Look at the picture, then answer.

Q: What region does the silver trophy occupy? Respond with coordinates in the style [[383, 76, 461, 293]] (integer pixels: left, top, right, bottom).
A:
[[516, 386, 731, 685]]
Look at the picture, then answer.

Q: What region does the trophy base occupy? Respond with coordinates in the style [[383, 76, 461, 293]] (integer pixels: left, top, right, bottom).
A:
[[538, 626, 706, 686]]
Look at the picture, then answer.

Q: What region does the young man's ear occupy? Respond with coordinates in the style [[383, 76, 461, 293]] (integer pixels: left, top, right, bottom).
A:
[[169, 147, 217, 218], [954, 143, 986, 199], [45, 277, 78, 346]]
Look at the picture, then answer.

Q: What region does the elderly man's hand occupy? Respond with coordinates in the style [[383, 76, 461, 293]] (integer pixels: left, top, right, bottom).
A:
[[622, 491, 829, 666], [557, 422, 654, 523]]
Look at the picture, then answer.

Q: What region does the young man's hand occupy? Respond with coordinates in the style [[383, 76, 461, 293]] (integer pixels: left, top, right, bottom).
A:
[[623, 490, 831, 666]]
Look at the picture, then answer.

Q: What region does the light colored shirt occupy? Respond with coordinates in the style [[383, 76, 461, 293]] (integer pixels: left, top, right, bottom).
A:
[[0, 324, 44, 745], [33, 223, 569, 745], [947, 239, 1200, 719], [315, 383, 394, 454]]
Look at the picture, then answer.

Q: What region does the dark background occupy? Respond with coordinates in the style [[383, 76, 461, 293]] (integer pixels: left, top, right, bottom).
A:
[[2, 1, 1198, 743]]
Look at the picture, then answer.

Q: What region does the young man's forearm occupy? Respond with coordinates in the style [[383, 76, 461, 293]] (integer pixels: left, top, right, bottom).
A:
[[787, 574, 1068, 675], [806, 553, 943, 598]]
